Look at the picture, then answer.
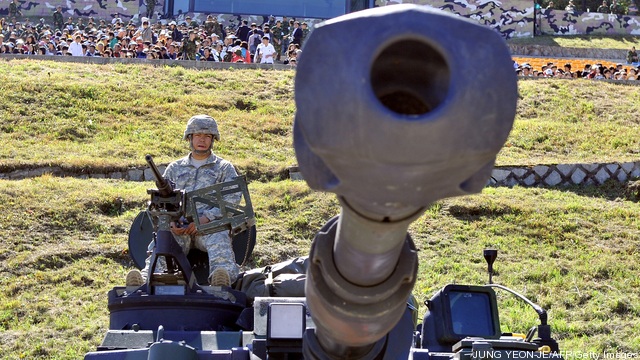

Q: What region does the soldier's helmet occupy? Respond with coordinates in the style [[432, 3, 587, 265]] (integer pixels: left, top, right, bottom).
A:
[[183, 115, 220, 141]]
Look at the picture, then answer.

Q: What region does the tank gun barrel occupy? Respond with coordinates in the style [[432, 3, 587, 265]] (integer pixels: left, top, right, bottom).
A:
[[294, 5, 517, 359]]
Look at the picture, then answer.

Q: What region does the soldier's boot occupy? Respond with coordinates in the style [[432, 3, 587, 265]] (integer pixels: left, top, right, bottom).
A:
[[209, 268, 231, 287], [126, 269, 144, 287]]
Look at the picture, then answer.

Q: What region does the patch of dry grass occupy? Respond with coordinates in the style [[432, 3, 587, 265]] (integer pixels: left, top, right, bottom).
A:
[[0, 178, 638, 358]]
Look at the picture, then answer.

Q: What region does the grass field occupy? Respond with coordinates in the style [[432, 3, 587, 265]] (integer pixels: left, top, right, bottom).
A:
[[0, 178, 638, 358], [0, 60, 638, 175], [0, 57, 639, 359]]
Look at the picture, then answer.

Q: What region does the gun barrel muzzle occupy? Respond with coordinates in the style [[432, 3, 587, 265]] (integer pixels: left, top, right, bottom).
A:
[[145, 154, 173, 198]]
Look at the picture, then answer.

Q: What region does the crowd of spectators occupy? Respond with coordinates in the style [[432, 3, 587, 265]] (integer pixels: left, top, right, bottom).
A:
[[4, 2, 638, 74], [515, 60, 640, 80], [0, 8, 307, 64], [541, 0, 627, 14]]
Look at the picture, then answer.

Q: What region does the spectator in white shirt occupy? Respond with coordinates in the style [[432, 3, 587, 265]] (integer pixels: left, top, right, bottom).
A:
[[69, 35, 84, 56], [255, 36, 276, 64]]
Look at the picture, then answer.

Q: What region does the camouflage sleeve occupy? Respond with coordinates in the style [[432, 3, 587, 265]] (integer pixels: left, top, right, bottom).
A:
[[203, 160, 240, 220], [162, 161, 177, 183]]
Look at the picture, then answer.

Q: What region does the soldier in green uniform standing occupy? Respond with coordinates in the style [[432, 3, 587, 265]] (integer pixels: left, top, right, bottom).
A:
[[9, 0, 22, 20], [182, 30, 198, 60], [147, 0, 156, 20], [281, 18, 291, 59], [53, 6, 64, 31], [301, 22, 310, 47], [271, 20, 284, 62], [204, 15, 223, 38]]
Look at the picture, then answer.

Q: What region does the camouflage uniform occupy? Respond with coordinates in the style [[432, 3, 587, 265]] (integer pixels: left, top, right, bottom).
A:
[[610, 2, 623, 14], [271, 24, 283, 61], [142, 135, 241, 282], [204, 20, 215, 35], [53, 9, 64, 31], [281, 19, 290, 38], [301, 25, 310, 47], [281, 20, 291, 56], [9, 0, 21, 18], [205, 19, 223, 38], [147, 0, 156, 19], [182, 37, 197, 60]]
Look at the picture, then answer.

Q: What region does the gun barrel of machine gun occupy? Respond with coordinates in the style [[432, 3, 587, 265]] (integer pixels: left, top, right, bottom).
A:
[[145, 154, 173, 198]]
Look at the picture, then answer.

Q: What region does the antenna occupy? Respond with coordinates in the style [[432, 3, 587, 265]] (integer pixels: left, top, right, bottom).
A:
[[483, 249, 498, 284]]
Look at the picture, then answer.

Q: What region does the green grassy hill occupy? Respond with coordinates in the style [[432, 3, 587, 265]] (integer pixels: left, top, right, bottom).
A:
[[0, 59, 638, 359], [0, 60, 638, 173]]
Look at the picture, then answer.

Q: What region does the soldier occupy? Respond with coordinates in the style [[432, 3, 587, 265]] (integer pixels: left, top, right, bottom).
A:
[[127, 115, 241, 288], [271, 20, 283, 62], [53, 6, 64, 31], [281, 17, 290, 59], [597, 0, 609, 13], [204, 15, 223, 39], [301, 22, 309, 47], [35, 18, 46, 33], [64, 16, 75, 32], [186, 16, 199, 28], [13, 22, 24, 38], [147, 0, 156, 20], [204, 15, 214, 35], [610, 0, 624, 14], [181, 30, 198, 60], [9, 0, 22, 19], [77, 17, 85, 31]]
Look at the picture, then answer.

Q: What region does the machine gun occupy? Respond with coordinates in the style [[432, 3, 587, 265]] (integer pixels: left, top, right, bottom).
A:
[[86, 5, 564, 359], [144, 154, 255, 237]]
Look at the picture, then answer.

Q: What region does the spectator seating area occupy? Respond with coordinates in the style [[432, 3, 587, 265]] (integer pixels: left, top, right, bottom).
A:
[[0, 15, 306, 64], [512, 55, 640, 79], [513, 56, 624, 73]]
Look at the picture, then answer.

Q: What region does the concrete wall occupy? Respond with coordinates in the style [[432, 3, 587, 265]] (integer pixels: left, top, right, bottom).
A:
[[489, 162, 640, 187], [2, 162, 638, 187], [0, 164, 165, 181], [290, 162, 640, 187]]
